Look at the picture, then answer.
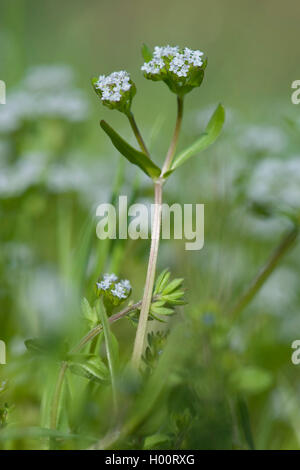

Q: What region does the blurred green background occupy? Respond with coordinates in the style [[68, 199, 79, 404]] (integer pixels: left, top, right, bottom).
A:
[[1, 0, 300, 450]]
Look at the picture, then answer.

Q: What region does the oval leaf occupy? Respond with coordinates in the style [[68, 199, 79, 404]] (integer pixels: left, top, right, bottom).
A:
[[171, 103, 225, 170], [100, 120, 161, 179]]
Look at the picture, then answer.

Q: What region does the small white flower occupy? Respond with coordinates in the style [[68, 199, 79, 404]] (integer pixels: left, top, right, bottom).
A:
[[103, 273, 118, 282], [111, 282, 128, 299], [96, 279, 111, 291], [141, 45, 205, 79], [120, 279, 131, 291], [95, 71, 132, 103]]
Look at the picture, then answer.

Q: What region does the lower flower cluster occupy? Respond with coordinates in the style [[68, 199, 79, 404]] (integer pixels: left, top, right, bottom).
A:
[[96, 273, 132, 309]]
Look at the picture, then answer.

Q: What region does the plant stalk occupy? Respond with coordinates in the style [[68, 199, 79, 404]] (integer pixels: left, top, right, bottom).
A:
[[131, 95, 184, 369], [229, 224, 299, 318], [131, 181, 163, 369], [127, 111, 151, 157], [161, 95, 184, 175], [50, 361, 68, 431]]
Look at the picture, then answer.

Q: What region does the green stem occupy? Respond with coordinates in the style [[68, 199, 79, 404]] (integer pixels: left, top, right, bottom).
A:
[[127, 112, 150, 157], [229, 225, 299, 318], [50, 361, 68, 431], [131, 181, 163, 369], [131, 95, 184, 370], [161, 96, 184, 175], [98, 301, 117, 411]]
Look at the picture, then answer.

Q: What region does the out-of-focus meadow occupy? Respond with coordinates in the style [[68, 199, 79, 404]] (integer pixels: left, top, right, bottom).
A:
[[1, 0, 300, 450]]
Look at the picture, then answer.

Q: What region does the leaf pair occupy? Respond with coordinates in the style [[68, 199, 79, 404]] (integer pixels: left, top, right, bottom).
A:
[[101, 104, 225, 181]]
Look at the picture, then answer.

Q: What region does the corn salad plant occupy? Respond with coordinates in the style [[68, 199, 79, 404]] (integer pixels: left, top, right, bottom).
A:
[[2, 45, 300, 451], [26, 44, 225, 448], [92, 45, 225, 369]]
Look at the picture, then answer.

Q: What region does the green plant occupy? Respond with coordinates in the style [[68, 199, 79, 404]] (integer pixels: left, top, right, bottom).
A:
[[92, 44, 225, 368]]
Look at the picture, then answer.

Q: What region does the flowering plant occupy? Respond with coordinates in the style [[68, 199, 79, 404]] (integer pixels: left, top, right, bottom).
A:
[[91, 44, 225, 368], [37, 44, 225, 448]]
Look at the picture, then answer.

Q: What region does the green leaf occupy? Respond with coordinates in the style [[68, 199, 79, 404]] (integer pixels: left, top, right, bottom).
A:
[[171, 103, 225, 170], [100, 120, 161, 179], [143, 433, 170, 449], [25, 337, 65, 357], [149, 311, 168, 323], [151, 305, 174, 316], [68, 354, 109, 383], [81, 297, 98, 326], [162, 278, 184, 295], [141, 43, 152, 62], [161, 296, 185, 306], [154, 269, 170, 294], [25, 338, 46, 355], [229, 367, 273, 396]]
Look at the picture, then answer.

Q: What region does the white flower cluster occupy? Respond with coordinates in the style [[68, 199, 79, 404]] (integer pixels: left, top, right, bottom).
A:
[[0, 65, 88, 134], [96, 273, 132, 300], [24, 65, 74, 91], [141, 46, 204, 78], [0, 152, 46, 197], [96, 273, 117, 291], [247, 157, 300, 210], [104, 273, 118, 282], [239, 125, 287, 154], [95, 71, 132, 102], [111, 283, 128, 299]]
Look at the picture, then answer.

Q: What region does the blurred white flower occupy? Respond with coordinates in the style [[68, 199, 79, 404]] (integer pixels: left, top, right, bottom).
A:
[[247, 157, 300, 210], [0, 90, 35, 133], [26, 267, 71, 329], [255, 267, 298, 315], [22, 65, 75, 91], [0, 65, 88, 133], [96, 279, 112, 291], [34, 90, 88, 122], [47, 155, 111, 205], [239, 125, 287, 154], [0, 105, 21, 133], [243, 213, 290, 240], [119, 279, 131, 292], [111, 282, 128, 299], [0, 152, 46, 197], [103, 273, 118, 282]]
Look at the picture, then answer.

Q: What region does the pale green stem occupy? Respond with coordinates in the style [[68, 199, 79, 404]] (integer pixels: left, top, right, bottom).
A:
[[127, 111, 151, 157], [131, 95, 184, 369], [98, 301, 117, 412], [161, 96, 184, 175], [131, 181, 163, 369]]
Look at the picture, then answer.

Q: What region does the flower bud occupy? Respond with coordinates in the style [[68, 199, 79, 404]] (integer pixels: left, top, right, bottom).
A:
[[141, 45, 207, 96], [92, 71, 136, 114]]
